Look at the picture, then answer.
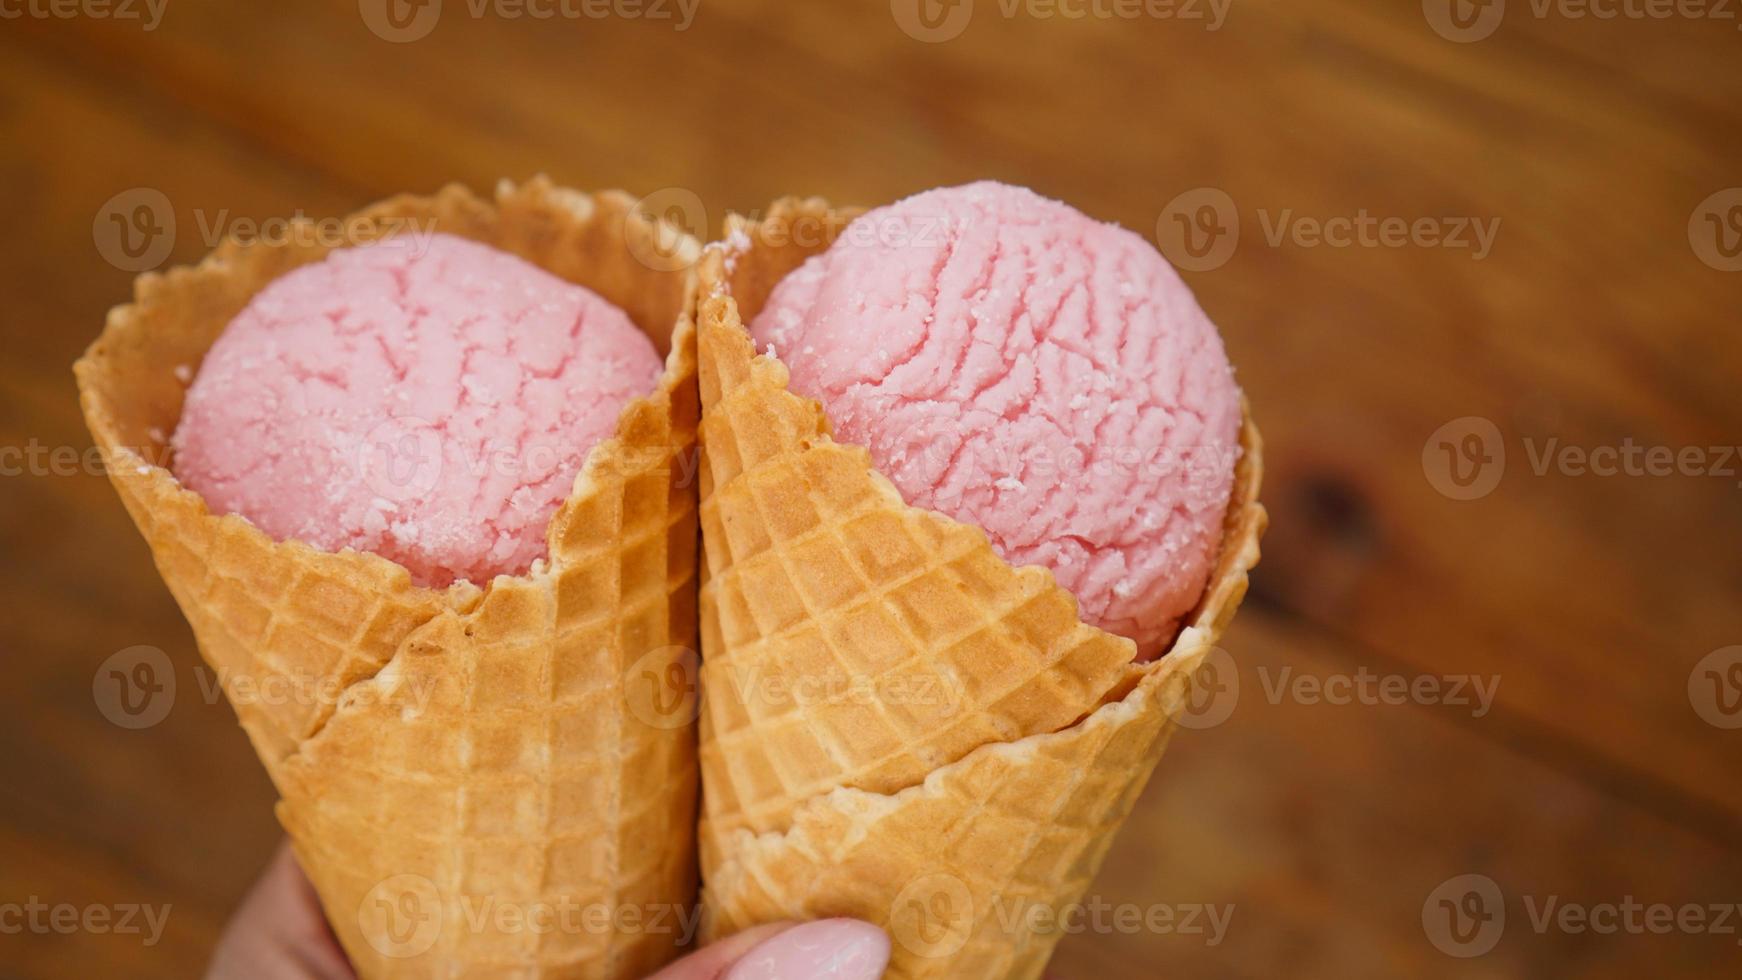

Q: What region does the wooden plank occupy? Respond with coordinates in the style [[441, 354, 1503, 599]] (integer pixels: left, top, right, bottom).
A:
[[4, 3, 1741, 977], [1053, 607, 1742, 977], [14, 1, 1741, 827], [0, 35, 339, 977]]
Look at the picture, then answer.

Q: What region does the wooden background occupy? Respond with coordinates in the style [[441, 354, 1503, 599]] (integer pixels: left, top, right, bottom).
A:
[[2, 0, 1739, 976]]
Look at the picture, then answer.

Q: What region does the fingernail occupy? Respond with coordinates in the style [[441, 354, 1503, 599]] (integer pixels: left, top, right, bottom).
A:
[[725, 918, 891, 980]]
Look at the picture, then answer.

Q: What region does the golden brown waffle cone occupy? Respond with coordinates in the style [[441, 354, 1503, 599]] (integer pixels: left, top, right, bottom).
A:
[[76, 179, 704, 978], [695, 198, 1266, 978]]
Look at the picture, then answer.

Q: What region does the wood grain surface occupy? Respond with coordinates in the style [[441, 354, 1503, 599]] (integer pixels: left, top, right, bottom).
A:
[[1, 1, 1739, 976]]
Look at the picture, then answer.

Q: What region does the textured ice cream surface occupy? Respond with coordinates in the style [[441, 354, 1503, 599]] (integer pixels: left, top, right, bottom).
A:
[[173, 232, 662, 588], [750, 182, 1241, 656]]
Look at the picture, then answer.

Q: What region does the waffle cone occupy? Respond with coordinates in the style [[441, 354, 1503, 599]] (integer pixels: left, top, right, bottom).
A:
[[695, 199, 1265, 978], [76, 179, 704, 978]]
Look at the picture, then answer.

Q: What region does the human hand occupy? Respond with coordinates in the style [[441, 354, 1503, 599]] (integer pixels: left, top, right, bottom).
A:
[[207, 840, 891, 980], [206, 841, 352, 980]]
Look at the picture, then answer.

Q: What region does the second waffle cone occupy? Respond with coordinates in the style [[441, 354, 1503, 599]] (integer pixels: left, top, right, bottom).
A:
[[696, 198, 1266, 978]]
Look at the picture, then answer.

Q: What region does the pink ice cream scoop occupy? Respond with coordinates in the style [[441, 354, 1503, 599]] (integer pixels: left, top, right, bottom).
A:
[[750, 182, 1241, 657], [173, 232, 662, 588]]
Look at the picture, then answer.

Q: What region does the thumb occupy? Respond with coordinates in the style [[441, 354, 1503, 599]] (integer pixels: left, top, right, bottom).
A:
[[649, 919, 890, 980]]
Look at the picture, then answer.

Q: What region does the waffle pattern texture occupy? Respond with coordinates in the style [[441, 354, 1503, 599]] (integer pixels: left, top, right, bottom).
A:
[[76, 180, 703, 979], [695, 199, 1266, 979]]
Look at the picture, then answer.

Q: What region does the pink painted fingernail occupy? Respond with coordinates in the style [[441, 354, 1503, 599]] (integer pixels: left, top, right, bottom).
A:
[[725, 918, 891, 980]]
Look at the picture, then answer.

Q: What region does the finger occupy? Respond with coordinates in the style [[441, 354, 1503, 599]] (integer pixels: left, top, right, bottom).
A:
[[644, 922, 796, 979], [722, 919, 890, 980], [265, 842, 353, 979], [206, 841, 354, 980]]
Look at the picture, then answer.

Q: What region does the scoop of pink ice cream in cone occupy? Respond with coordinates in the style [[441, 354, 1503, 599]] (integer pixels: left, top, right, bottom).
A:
[[750, 181, 1241, 656], [173, 232, 662, 587]]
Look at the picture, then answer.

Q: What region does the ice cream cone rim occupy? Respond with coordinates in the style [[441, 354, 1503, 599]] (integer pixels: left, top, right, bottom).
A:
[[78, 178, 693, 598], [75, 176, 702, 755]]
